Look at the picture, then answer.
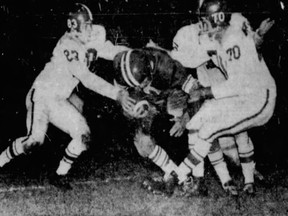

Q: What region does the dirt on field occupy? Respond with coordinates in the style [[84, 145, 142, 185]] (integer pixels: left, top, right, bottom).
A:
[[0, 145, 288, 216]]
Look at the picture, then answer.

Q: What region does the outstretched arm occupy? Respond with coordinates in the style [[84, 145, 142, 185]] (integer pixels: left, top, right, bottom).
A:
[[72, 63, 135, 113]]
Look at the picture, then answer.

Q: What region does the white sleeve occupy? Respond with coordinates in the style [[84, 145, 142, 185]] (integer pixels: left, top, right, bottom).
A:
[[79, 71, 121, 100], [86, 25, 130, 61], [62, 37, 121, 101], [170, 25, 211, 68], [97, 40, 130, 60]]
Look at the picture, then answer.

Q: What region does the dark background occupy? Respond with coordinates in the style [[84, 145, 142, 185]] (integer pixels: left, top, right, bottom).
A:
[[1, 0, 288, 175]]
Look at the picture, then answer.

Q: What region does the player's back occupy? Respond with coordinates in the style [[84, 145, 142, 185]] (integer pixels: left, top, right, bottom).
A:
[[143, 47, 190, 90], [212, 14, 276, 96]]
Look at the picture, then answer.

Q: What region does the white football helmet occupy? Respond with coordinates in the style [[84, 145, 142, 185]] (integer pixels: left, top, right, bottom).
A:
[[67, 3, 93, 43], [198, 0, 231, 36]]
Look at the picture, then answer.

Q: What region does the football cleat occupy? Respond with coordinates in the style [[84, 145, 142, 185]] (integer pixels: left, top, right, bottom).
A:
[[223, 180, 238, 196], [243, 183, 255, 195], [179, 176, 208, 197], [49, 173, 73, 191], [142, 171, 178, 197]]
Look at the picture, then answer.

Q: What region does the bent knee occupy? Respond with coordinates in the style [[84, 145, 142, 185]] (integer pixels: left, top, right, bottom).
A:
[[81, 132, 91, 145], [70, 125, 90, 140], [23, 140, 43, 154], [134, 132, 155, 157]]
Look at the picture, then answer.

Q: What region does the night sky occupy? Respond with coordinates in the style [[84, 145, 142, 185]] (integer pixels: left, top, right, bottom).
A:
[[1, 0, 288, 168]]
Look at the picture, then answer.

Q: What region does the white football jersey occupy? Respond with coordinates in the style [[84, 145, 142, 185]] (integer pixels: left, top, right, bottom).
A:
[[209, 13, 276, 99], [170, 22, 214, 68], [86, 24, 130, 61], [33, 31, 120, 101]]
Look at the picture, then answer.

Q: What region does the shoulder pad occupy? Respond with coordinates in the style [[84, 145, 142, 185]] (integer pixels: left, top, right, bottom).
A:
[[90, 24, 106, 43], [173, 24, 199, 50], [229, 13, 250, 30]]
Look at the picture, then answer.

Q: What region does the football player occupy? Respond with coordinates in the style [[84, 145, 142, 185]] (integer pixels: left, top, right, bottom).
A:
[[141, 1, 274, 195], [0, 3, 135, 190], [168, 0, 276, 195], [113, 47, 240, 196]]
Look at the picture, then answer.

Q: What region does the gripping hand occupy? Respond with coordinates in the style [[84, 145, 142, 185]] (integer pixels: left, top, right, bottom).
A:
[[116, 89, 136, 114], [188, 86, 214, 103]]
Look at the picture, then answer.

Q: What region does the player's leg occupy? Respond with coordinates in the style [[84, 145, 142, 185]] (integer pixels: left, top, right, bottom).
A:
[[235, 131, 256, 194], [134, 129, 177, 177], [174, 98, 245, 194], [184, 96, 266, 195], [49, 99, 90, 176], [134, 129, 179, 196], [0, 88, 48, 167], [68, 92, 84, 113], [218, 136, 240, 165], [47, 99, 90, 190], [208, 139, 238, 195], [181, 93, 267, 176]]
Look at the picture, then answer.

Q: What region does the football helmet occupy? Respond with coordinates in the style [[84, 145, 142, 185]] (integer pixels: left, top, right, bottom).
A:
[[199, 0, 231, 35], [67, 3, 93, 41], [113, 49, 154, 88]]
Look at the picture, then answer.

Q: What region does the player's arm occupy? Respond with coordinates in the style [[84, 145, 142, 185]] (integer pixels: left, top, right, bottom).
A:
[[97, 40, 130, 60], [85, 24, 130, 61], [75, 64, 135, 111], [67, 54, 119, 101], [65, 42, 135, 111]]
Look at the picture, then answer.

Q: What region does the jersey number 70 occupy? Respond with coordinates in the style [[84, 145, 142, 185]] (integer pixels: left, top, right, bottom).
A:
[[226, 45, 241, 61]]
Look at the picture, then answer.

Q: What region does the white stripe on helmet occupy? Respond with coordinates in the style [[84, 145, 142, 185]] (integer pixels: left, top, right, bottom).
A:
[[120, 50, 140, 87], [120, 53, 134, 87]]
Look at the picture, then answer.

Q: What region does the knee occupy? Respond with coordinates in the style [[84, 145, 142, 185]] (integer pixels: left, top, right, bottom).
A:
[[81, 132, 91, 146], [21, 136, 43, 154], [236, 135, 254, 153], [70, 125, 90, 142], [67, 133, 91, 156], [134, 132, 155, 157]]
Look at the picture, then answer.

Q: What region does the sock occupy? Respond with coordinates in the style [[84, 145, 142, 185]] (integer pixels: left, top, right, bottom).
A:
[[208, 149, 231, 186], [148, 145, 177, 176], [192, 161, 204, 178], [0, 139, 25, 167], [241, 161, 255, 184], [0, 148, 12, 167], [56, 148, 78, 176], [239, 145, 255, 184], [176, 161, 192, 184], [56, 159, 72, 176]]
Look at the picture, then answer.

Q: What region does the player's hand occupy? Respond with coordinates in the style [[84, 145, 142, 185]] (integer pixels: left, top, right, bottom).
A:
[[169, 112, 190, 137], [117, 90, 136, 113], [170, 120, 185, 137], [188, 86, 214, 103], [257, 18, 275, 37], [133, 100, 150, 118]]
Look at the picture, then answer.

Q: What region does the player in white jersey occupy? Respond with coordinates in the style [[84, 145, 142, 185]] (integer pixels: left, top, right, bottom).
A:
[[0, 3, 135, 190], [169, 0, 276, 194], [144, 8, 272, 195]]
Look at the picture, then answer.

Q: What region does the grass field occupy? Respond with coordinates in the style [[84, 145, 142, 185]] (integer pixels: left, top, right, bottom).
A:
[[0, 145, 288, 216]]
